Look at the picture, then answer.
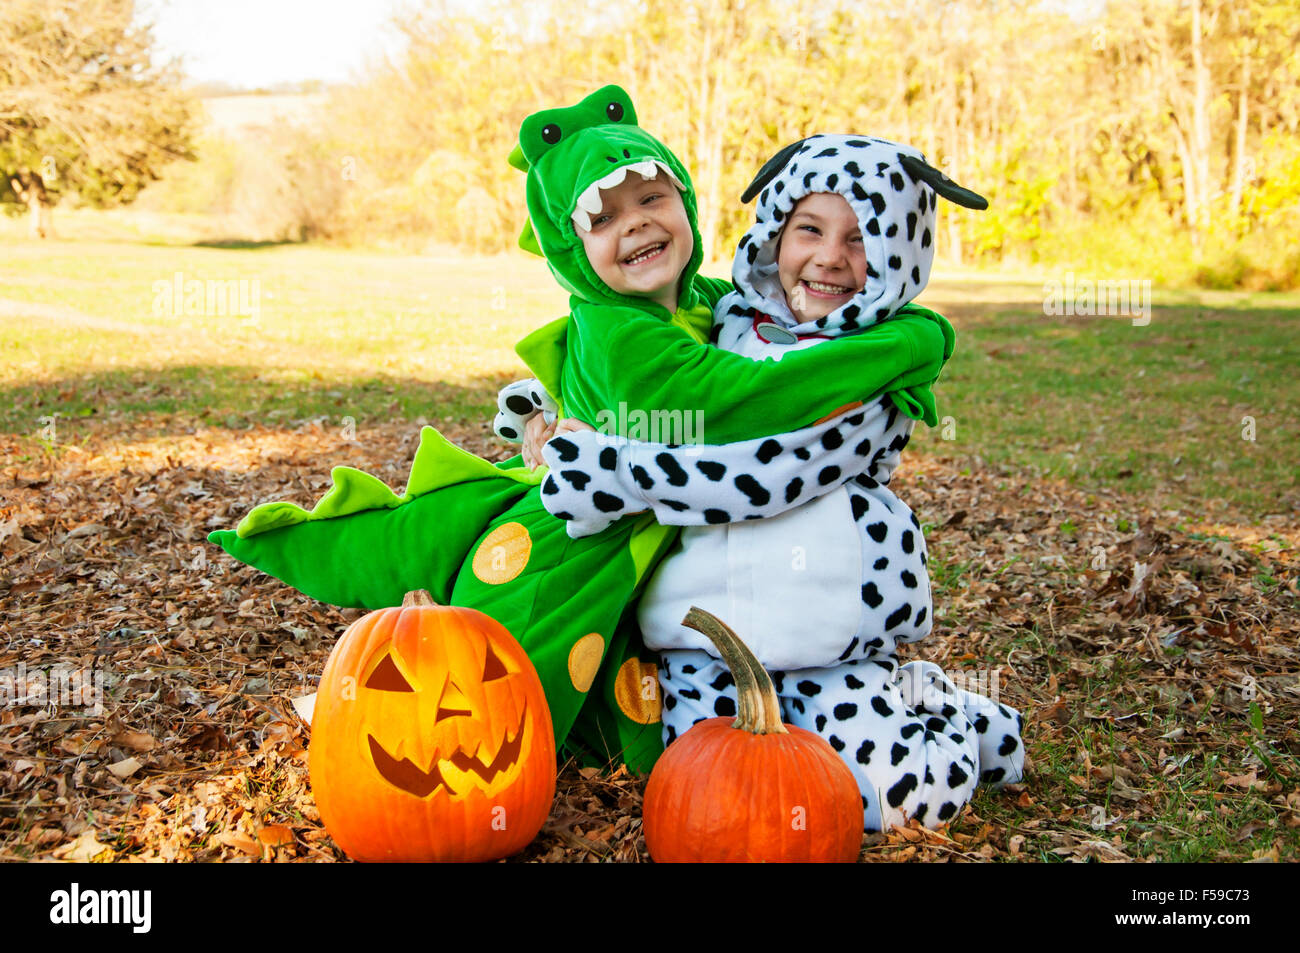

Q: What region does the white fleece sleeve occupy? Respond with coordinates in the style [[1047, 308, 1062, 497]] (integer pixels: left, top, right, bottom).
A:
[[539, 397, 912, 537]]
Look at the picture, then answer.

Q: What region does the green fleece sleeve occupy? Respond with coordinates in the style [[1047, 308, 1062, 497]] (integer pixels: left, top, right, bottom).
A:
[[690, 275, 736, 313], [562, 303, 954, 443]]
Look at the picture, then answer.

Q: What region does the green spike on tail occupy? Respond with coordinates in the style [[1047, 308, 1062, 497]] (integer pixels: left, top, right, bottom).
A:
[[234, 467, 400, 538], [209, 426, 543, 608], [229, 426, 543, 540]]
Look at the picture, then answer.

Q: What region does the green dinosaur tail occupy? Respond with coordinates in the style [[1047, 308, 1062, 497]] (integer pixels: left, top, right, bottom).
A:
[[209, 425, 671, 771]]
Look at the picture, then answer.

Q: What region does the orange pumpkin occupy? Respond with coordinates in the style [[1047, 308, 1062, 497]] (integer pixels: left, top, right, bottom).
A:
[[309, 590, 556, 862], [642, 607, 864, 863]]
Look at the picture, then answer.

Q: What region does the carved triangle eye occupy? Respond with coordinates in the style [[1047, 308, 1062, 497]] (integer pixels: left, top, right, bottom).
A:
[[366, 654, 414, 692], [483, 642, 509, 682]]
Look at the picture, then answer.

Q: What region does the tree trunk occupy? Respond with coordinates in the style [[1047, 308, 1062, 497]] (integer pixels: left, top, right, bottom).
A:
[[945, 55, 963, 265], [1229, 40, 1250, 222], [693, 8, 718, 264], [1158, 7, 1202, 247], [10, 170, 55, 239], [1189, 0, 1212, 235], [1169, 114, 1199, 236]]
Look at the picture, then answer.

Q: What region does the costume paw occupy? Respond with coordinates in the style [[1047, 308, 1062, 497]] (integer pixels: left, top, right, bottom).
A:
[[955, 689, 1026, 787], [539, 434, 642, 537], [493, 378, 558, 442], [897, 661, 963, 713], [901, 662, 1025, 787]]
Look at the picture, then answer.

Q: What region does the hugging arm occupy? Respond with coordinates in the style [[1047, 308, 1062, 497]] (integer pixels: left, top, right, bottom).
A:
[[563, 304, 954, 444], [538, 398, 913, 537]]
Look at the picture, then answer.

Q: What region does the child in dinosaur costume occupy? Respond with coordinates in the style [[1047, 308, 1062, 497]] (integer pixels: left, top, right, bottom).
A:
[[511, 135, 1025, 829], [209, 87, 954, 774]]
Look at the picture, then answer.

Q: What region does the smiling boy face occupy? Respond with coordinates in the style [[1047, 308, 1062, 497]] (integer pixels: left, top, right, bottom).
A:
[[575, 171, 693, 313], [777, 192, 867, 323]]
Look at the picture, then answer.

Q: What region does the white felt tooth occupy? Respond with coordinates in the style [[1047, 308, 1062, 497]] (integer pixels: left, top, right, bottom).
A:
[[577, 186, 604, 215], [572, 184, 604, 230], [571, 159, 687, 230], [595, 165, 630, 191], [651, 160, 685, 191]]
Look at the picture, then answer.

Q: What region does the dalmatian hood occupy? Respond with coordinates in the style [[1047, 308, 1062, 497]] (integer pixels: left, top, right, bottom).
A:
[[732, 134, 986, 337]]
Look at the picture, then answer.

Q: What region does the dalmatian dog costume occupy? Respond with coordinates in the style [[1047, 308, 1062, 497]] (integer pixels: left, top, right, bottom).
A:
[[496, 135, 1025, 830]]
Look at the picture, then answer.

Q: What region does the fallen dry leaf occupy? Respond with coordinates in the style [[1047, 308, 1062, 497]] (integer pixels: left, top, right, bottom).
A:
[[1037, 699, 1071, 725], [112, 730, 157, 753], [291, 693, 316, 724], [1223, 770, 1266, 791], [215, 831, 261, 856], [51, 829, 112, 862], [107, 756, 143, 780], [258, 825, 295, 847]]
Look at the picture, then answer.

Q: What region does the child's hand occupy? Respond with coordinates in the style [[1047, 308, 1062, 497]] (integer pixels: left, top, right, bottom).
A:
[[524, 416, 593, 469], [522, 413, 555, 468], [554, 418, 595, 437]]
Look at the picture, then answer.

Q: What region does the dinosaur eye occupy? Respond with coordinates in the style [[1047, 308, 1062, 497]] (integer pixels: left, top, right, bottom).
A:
[[606, 101, 624, 122], [541, 123, 561, 144]]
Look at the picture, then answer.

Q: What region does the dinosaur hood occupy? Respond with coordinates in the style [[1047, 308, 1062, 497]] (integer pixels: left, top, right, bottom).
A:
[[510, 85, 705, 312], [732, 135, 965, 337]]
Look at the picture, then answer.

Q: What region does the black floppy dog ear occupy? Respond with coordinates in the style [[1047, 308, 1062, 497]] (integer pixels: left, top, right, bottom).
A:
[[898, 155, 989, 210], [741, 138, 812, 203]]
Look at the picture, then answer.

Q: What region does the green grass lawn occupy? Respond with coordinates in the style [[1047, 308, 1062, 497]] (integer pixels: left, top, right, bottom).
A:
[[913, 276, 1300, 520], [3, 237, 1298, 520], [1, 237, 568, 434]]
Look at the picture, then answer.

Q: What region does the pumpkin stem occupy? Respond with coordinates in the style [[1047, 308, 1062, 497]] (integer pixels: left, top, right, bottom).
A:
[[401, 590, 437, 608], [681, 607, 787, 736]]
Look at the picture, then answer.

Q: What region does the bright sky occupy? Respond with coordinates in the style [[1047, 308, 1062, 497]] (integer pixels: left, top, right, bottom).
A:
[[140, 0, 413, 89]]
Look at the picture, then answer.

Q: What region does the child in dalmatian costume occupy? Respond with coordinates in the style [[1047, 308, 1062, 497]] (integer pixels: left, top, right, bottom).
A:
[[498, 135, 1026, 830]]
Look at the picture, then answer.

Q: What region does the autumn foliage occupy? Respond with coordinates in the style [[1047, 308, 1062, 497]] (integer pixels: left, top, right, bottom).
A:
[[234, 0, 1300, 288]]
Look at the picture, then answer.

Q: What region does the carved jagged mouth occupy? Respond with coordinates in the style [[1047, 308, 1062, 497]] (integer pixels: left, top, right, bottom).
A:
[[367, 710, 526, 798]]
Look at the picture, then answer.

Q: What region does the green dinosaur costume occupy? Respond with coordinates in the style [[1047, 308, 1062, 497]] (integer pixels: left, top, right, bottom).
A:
[[210, 85, 954, 773]]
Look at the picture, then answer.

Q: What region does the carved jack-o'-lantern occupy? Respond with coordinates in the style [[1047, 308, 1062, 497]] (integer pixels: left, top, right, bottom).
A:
[[309, 591, 556, 862]]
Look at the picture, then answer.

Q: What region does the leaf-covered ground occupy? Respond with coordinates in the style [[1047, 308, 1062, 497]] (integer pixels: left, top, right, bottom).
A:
[[2, 415, 1295, 862]]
